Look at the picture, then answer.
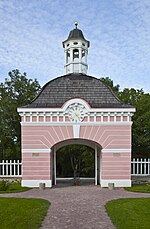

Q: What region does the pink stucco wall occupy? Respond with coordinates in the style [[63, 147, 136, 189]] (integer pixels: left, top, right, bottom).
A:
[[21, 125, 131, 183], [22, 152, 51, 180], [22, 125, 131, 150], [101, 152, 131, 180]]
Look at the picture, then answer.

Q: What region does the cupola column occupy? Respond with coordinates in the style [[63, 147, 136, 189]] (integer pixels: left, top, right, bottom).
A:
[[70, 48, 74, 73], [79, 47, 82, 73], [70, 48, 73, 63], [65, 51, 68, 64], [79, 48, 82, 62], [85, 50, 87, 63]]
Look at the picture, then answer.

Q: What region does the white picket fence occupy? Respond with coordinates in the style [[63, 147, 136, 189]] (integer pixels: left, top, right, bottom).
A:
[[131, 158, 150, 176], [0, 160, 22, 177], [0, 158, 150, 177]]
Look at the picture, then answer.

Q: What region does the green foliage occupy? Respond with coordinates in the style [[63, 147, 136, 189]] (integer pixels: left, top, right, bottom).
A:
[[100, 76, 120, 94], [0, 180, 10, 191], [125, 183, 150, 193], [117, 88, 144, 105], [0, 197, 49, 229], [105, 198, 150, 229], [56, 145, 94, 178], [118, 90, 150, 157], [0, 181, 30, 193], [132, 94, 150, 157], [0, 69, 41, 160]]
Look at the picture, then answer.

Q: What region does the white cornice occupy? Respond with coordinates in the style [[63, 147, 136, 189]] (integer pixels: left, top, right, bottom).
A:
[[17, 107, 136, 113], [20, 121, 133, 126]]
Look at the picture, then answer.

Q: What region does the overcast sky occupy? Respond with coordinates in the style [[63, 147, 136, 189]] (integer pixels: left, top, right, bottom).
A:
[[0, 0, 150, 92]]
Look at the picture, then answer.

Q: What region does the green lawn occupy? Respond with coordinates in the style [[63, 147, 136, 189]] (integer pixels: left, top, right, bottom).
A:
[[106, 198, 150, 229], [0, 182, 30, 193], [0, 197, 50, 229], [125, 183, 150, 193]]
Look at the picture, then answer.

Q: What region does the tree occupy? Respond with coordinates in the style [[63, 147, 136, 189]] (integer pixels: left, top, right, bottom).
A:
[[117, 88, 144, 105], [56, 145, 95, 181], [132, 93, 150, 157], [0, 69, 41, 159], [100, 76, 120, 94]]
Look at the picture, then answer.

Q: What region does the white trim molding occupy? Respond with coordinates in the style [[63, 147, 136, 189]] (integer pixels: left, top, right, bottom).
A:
[[100, 179, 131, 187], [101, 149, 131, 153], [22, 149, 51, 153], [17, 106, 136, 113], [22, 180, 52, 187], [20, 121, 133, 126]]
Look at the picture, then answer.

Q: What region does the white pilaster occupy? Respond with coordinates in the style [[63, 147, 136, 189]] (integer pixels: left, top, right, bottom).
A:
[[54, 147, 56, 185], [95, 145, 97, 185], [73, 125, 80, 138]]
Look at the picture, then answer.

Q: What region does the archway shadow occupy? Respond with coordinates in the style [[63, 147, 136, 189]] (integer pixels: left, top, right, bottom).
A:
[[53, 178, 95, 189]]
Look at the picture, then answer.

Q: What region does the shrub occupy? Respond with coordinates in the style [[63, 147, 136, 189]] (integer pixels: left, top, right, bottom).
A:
[[0, 180, 10, 191]]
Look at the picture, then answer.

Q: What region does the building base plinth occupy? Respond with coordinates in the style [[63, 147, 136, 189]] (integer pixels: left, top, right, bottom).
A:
[[100, 179, 131, 187], [22, 180, 52, 188]]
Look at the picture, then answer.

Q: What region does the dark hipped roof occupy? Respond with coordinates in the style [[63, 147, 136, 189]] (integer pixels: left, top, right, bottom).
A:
[[23, 73, 133, 109], [63, 28, 90, 47]]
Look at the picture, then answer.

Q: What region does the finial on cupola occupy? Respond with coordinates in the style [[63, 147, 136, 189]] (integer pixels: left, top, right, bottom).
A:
[[75, 21, 78, 29]]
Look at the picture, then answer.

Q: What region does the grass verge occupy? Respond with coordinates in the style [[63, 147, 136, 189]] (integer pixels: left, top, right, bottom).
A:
[[0, 197, 50, 229], [0, 182, 30, 193], [105, 198, 150, 229], [125, 183, 150, 193]]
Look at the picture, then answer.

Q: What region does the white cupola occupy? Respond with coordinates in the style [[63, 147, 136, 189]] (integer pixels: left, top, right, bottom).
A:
[[62, 22, 90, 74]]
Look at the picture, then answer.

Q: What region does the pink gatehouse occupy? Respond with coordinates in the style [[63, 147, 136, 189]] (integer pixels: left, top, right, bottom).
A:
[[18, 23, 135, 188]]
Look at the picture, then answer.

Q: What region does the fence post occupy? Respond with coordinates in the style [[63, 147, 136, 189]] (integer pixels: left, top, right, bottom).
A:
[[2, 160, 4, 176], [10, 160, 12, 176], [6, 160, 8, 176], [132, 158, 135, 175], [136, 158, 139, 174], [144, 158, 147, 175], [140, 158, 143, 174], [17, 160, 20, 176], [14, 160, 16, 176]]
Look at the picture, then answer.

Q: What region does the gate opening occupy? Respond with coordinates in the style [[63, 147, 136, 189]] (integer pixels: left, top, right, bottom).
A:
[[56, 144, 95, 186], [52, 139, 102, 187]]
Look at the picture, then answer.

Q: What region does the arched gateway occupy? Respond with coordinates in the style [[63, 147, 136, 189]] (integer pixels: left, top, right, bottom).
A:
[[18, 23, 135, 188], [53, 138, 101, 186]]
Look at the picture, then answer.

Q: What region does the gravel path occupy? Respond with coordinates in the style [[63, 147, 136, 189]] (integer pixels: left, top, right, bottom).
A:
[[0, 184, 150, 229]]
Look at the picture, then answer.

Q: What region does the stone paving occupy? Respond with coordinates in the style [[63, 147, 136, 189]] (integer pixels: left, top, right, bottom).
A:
[[0, 184, 150, 229]]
